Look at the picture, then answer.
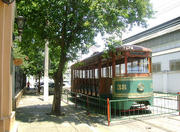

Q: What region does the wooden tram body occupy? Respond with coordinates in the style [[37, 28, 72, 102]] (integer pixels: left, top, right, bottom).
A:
[[71, 45, 153, 110]]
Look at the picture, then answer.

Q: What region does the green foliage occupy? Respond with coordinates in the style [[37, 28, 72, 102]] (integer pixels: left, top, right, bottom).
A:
[[16, 0, 153, 67], [102, 35, 122, 59], [15, 0, 154, 113], [73, 62, 85, 69], [13, 33, 45, 76]]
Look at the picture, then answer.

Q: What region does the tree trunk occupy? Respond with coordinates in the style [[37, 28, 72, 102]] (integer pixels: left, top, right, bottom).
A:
[[52, 73, 63, 114], [38, 73, 41, 94], [51, 51, 66, 115]]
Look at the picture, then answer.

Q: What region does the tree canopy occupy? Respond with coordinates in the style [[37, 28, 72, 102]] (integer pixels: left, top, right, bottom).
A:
[[16, 0, 153, 114]]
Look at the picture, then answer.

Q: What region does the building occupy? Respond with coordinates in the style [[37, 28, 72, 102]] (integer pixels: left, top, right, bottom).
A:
[[0, 1, 17, 132], [123, 17, 180, 93]]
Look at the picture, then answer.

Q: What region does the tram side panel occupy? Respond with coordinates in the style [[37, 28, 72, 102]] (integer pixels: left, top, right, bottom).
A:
[[112, 76, 153, 110]]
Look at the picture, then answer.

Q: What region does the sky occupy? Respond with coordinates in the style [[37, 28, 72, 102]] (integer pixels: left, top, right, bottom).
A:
[[123, 0, 180, 39], [73, 0, 180, 62]]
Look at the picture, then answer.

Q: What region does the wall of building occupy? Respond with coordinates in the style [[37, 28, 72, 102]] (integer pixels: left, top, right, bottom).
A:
[[152, 51, 180, 93], [0, 1, 16, 132], [138, 30, 180, 52], [135, 29, 180, 93]]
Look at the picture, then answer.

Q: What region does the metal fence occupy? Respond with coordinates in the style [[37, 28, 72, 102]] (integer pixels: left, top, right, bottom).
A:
[[108, 93, 179, 125], [62, 91, 107, 115], [61, 91, 180, 126], [15, 66, 26, 94]]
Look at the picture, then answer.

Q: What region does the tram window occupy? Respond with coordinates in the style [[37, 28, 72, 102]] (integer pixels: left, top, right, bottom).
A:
[[116, 65, 120, 75], [81, 70, 84, 78], [121, 64, 125, 74], [127, 61, 138, 73], [127, 58, 149, 73], [95, 69, 98, 78], [101, 68, 103, 77], [102, 68, 104, 77], [87, 70, 90, 78], [79, 70, 81, 78], [83, 70, 85, 78], [81, 70, 83, 78], [78, 70, 80, 78], [106, 67, 109, 77], [140, 58, 148, 73], [102, 67, 106, 77], [101, 67, 110, 77], [75, 70, 77, 78], [89, 70, 92, 78]]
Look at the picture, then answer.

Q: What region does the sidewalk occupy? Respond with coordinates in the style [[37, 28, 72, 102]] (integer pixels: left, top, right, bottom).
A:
[[16, 90, 180, 132], [15, 92, 99, 132]]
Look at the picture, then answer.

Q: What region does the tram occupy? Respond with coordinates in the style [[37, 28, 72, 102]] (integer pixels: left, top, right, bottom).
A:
[[71, 45, 153, 110]]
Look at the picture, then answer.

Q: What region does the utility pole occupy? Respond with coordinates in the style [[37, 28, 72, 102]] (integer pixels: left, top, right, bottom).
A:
[[44, 41, 49, 101]]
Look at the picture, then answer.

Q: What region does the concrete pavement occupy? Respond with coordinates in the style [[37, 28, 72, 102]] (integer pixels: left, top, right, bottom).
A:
[[15, 90, 180, 132]]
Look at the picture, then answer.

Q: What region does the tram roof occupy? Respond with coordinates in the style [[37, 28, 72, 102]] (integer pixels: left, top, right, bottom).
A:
[[71, 45, 151, 69]]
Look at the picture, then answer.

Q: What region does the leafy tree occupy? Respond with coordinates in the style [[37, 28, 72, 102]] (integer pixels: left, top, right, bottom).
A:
[[16, 0, 153, 115], [13, 22, 45, 93], [13, 38, 45, 93]]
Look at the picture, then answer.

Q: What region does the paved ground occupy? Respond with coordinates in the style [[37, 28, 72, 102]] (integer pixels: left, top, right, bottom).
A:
[[16, 90, 180, 132]]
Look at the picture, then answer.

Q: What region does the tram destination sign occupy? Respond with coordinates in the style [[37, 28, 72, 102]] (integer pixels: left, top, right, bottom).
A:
[[130, 51, 146, 56]]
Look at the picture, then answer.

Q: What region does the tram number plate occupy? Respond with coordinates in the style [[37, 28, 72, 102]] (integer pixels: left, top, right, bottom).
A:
[[117, 84, 127, 91]]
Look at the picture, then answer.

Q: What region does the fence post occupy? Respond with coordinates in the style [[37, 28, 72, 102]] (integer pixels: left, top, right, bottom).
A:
[[75, 92, 77, 108], [107, 98, 110, 126], [178, 92, 180, 115], [67, 92, 69, 104], [87, 95, 89, 115]]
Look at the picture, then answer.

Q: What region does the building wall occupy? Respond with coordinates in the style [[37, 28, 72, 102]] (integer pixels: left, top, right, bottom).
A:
[[152, 51, 180, 93], [0, 1, 16, 132], [135, 29, 180, 93], [138, 30, 180, 52]]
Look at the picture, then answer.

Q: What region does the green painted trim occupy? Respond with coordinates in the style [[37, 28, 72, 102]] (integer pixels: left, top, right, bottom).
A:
[[113, 76, 152, 81], [113, 92, 153, 98]]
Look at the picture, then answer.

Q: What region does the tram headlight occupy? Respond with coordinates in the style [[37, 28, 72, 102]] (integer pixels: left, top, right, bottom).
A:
[[137, 83, 144, 92]]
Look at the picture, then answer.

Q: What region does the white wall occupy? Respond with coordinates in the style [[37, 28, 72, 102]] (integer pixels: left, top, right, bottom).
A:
[[167, 71, 180, 93], [152, 51, 180, 93]]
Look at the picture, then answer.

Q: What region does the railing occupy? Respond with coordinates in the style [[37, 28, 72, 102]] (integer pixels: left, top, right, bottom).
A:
[[64, 91, 107, 114], [61, 91, 180, 126], [15, 66, 26, 94], [107, 92, 180, 126]]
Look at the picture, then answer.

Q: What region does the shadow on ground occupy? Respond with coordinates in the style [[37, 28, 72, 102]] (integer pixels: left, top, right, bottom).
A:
[[15, 93, 107, 127]]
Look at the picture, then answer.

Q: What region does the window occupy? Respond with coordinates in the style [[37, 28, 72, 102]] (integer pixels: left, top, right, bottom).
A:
[[170, 60, 180, 71], [121, 64, 125, 74], [83, 70, 85, 78], [127, 58, 149, 73], [152, 63, 161, 73], [95, 69, 98, 78], [102, 67, 110, 77], [115, 65, 120, 75]]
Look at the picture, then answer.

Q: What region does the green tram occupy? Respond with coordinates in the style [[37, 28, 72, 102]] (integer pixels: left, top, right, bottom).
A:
[[71, 45, 153, 110]]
